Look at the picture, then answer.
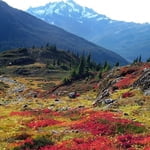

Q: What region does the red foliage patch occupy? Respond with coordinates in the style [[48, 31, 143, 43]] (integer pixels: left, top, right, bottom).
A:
[[71, 111, 143, 136], [122, 92, 134, 98], [10, 111, 33, 116], [114, 74, 136, 89], [27, 119, 61, 129], [0, 116, 5, 119], [40, 108, 60, 116], [10, 109, 60, 117], [115, 63, 150, 89], [93, 83, 99, 89], [117, 134, 150, 149], [49, 94, 57, 98], [142, 63, 150, 69], [40, 136, 116, 150]]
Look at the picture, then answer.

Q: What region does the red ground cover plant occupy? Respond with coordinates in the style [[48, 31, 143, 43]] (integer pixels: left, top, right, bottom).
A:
[[10, 108, 60, 117], [49, 94, 57, 99], [10, 111, 33, 116], [115, 63, 150, 89], [71, 111, 146, 136], [114, 74, 137, 89], [117, 134, 150, 149], [122, 92, 134, 98], [93, 83, 99, 89], [27, 119, 61, 129], [0, 116, 5, 119], [40, 136, 116, 150], [39, 108, 60, 116], [142, 63, 150, 69]]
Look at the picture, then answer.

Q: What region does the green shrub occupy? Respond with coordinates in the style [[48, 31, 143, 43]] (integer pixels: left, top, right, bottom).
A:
[[14, 136, 53, 150], [63, 77, 72, 85], [60, 65, 69, 70], [116, 123, 147, 134]]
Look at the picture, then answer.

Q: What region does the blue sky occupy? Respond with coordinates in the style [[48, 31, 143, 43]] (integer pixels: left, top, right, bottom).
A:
[[3, 0, 150, 23]]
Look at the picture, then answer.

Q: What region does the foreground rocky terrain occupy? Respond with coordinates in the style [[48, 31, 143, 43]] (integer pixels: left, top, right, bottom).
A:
[[0, 62, 150, 150]]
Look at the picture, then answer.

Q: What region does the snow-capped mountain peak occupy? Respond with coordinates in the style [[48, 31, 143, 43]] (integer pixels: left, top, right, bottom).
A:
[[27, 0, 109, 21], [27, 0, 111, 41]]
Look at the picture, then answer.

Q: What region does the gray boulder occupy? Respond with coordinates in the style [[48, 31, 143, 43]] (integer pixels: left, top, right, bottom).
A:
[[134, 69, 150, 91], [103, 99, 115, 104], [68, 92, 77, 98], [144, 89, 150, 96]]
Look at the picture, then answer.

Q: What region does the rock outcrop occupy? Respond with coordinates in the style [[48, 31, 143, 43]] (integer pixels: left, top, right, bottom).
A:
[[134, 69, 150, 95]]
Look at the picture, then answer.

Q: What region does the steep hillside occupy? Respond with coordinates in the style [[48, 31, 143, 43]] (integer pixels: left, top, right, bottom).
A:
[[0, 47, 79, 66], [27, 0, 150, 61], [93, 62, 150, 128], [0, 1, 127, 65]]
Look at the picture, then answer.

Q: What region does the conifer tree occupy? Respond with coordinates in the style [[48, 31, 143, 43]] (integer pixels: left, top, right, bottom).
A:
[[139, 55, 142, 63], [77, 54, 85, 76], [87, 54, 91, 68], [96, 63, 102, 71], [57, 59, 60, 66], [53, 60, 56, 66], [51, 45, 57, 51], [98, 71, 102, 79], [70, 69, 77, 79], [115, 62, 120, 67], [103, 61, 110, 72], [147, 57, 150, 62], [46, 43, 49, 48]]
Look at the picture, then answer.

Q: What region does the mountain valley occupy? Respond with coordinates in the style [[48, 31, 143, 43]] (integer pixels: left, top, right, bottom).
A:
[[0, 0, 150, 149]]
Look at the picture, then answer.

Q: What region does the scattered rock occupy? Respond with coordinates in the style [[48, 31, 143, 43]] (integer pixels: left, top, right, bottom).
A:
[[55, 99, 60, 102], [52, 130, 58, 134], [135, 100, 144, 106], [50, 104, 55, 107], [26, 91, 38, 98], [78, 105, 85, 109], [124, 113, 129, 116], [71, 130, 79, 133], [144, 89, 150, 96], [21, 104, 32, 111], [60, 107, 69, 111], [0, 76, 17, 84], [22, 104, 28, 108], [68, 92, 77, 98], [134, 69, 150, 91], [103, 99, 115, 105], [74, 130, 79, 133], [93, 89, 110, 106]]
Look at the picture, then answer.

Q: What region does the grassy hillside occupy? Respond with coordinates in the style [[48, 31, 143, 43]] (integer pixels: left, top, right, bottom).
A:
[[0, 46, 80, 78]]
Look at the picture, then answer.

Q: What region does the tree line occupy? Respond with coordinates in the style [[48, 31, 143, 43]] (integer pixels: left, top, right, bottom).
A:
[[63, 53, 117, 85]]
